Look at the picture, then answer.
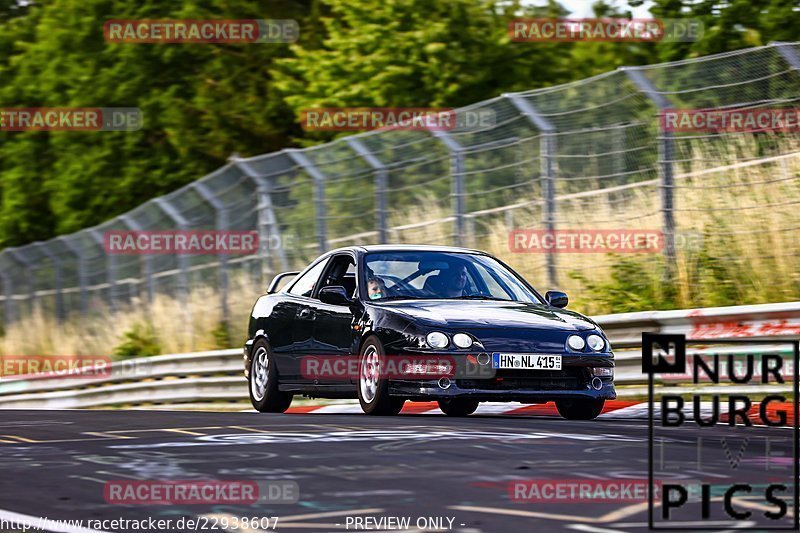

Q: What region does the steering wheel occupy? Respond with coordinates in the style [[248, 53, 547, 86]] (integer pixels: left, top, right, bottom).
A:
[[377, 275, 418, 297]]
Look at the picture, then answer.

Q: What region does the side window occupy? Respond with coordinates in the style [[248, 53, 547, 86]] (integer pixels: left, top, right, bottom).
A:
[[288, 259, 328, 298], [319, 255, 357, 297]]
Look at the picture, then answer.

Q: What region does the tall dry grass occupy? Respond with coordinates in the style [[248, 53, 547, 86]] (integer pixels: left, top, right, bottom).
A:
[[0, 276, 255, 357]]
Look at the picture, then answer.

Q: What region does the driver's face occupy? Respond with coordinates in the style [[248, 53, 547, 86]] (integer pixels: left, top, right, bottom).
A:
[[448, 266, 467, 290]]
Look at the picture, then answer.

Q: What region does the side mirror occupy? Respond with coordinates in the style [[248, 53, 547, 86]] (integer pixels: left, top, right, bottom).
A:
[[545, 290, 568, 308], [319, 286, 352, 306]]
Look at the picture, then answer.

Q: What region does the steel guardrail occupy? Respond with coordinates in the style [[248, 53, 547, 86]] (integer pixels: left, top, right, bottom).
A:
[[0, 301, 797, 408]]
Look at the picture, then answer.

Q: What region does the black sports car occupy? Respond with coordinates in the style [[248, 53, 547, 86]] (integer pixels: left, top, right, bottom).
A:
[[243, 245, 615, 418]]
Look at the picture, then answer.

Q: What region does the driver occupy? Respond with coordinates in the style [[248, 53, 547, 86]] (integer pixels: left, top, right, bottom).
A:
[[440, 264, 468, 297]]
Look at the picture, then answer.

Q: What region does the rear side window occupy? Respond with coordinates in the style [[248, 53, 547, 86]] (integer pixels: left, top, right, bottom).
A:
[[288, 259, 328, 298]]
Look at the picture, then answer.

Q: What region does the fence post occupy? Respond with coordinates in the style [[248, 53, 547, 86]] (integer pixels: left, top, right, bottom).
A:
[[612, 124, 625, 181], [88, 229, 116, 312], [346, 138, 389, 244], [622, 67, 676, 280], [285, 149, 328, 253], [506, 93, 558, 287], [193, 182, 230, 328], [59, 236, 88, 316], [772, 41, 800, 70], [35, 244, 65, 321], [7, 248, 36, 316], [429, 130, 465, 247], [153, 197, 192, 347], [229, 156, 288, 282], [465, 215, 476, 248], [1, 268, 13, 325], [119, 215, 154, 307]]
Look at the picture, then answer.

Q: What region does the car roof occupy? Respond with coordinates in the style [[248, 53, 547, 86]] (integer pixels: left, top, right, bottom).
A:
[[328, 244, 486, 255]]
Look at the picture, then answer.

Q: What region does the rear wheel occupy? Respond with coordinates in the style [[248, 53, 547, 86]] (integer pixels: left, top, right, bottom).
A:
[[438, 399, 479, 417], [556, 398, 604, 420], [249, 339, 293, 413], [358, 337, 405, 416]]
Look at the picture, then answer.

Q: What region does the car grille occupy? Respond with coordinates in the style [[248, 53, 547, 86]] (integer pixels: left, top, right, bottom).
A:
[[457, 368, 589, 391]]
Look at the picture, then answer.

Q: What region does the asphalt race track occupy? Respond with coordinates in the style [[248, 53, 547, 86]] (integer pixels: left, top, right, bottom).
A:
[[0, 409, 796, 532]]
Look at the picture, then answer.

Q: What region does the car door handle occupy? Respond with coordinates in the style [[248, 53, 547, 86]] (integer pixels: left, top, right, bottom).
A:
[[298, 308, 313, 319]]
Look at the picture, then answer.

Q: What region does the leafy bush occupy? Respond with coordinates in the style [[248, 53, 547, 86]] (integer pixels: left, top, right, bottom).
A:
[[114, 322, 161, 358], [211, 322, 232, 349]]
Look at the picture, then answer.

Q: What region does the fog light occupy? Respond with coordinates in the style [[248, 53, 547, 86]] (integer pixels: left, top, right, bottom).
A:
[[453, 333, 473, 349], [592, 367, 613, 377], [567, 335, 585, 351], [426, 331, 449, 349]]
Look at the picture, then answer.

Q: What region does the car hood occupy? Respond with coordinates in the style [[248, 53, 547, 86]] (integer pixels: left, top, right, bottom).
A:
[[378, 299, 597, 332]]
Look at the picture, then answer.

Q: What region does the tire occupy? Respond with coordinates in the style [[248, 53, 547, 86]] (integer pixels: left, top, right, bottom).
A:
[[555, 398, 605, 420], [438, 399, 479, 417], [357, 337, 405, 416], [248, 339, 293, 413]]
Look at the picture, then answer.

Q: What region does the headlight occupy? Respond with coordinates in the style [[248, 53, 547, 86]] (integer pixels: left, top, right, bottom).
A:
[[453, 333, 473, 349], [587, 334, 605, 352], [426, 331, 449, 349], [567, 335, 585, 351]]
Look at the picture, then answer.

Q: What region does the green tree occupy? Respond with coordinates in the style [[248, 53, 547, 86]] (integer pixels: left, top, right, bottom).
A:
[[0, 0, 311, 246], [274, 0, 573, 144], [649, 0, 800, 61]]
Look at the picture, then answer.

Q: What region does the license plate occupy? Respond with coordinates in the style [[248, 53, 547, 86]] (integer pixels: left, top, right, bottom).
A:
[[492, 353, 562, 370]]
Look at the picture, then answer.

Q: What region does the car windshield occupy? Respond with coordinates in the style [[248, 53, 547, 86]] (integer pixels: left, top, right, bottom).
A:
[[363, 251, 542, 303]]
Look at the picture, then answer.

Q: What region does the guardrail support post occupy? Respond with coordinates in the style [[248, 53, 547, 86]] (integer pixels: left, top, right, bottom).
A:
[[285, 149, 328, 253], [506, 93, 558, 287], [428, 130, 465, 247], [622, 68, 677, 281], [345, 138, 389, 244]]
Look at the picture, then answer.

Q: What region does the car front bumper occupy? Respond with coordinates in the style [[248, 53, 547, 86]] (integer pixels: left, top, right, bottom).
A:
[[387, 352, 616, 402], [242, 340, 253, 379]]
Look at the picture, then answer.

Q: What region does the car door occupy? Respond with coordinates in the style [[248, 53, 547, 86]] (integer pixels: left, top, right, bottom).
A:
[[311, 254, 360, 387], [281, 257, 330, 383]]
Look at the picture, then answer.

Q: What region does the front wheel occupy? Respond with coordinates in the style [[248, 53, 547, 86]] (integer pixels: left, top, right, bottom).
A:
[[555, 398, 605, 420], [438, 399, 479, 417], [249, 339, 293, 413], [358, 337, 405, 416]]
